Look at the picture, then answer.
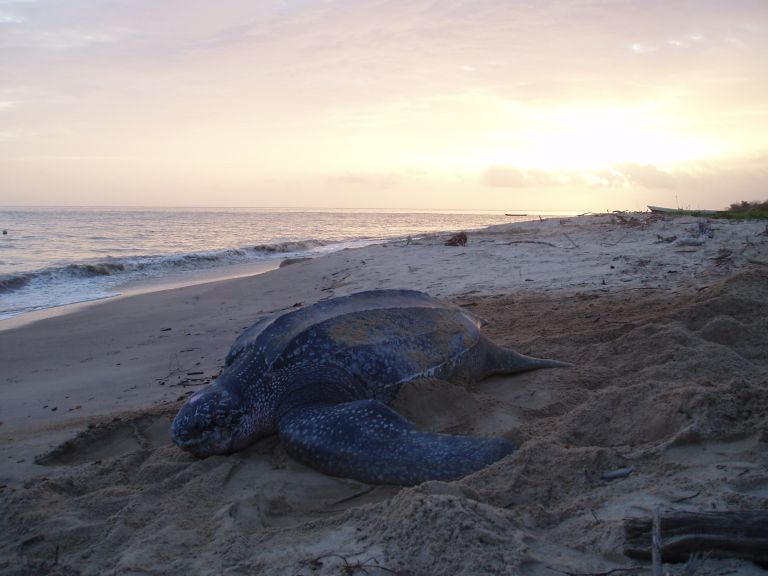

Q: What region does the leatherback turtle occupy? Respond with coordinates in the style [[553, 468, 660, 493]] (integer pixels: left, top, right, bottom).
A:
[[172, 289, 569, 485]]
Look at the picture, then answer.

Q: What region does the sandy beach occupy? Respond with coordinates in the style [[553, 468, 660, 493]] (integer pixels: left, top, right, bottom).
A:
[[1, 213, 767, 576]]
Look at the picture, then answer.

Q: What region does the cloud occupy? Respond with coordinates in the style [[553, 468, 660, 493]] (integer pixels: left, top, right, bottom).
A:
[[615, 163, 676, 188], [615, 160, 768, 198], [483, 166, 563, 187], [193, 21, 266, 49], [4, 154, 144, 161], [484, 166, 630, 188], [334, 172, 402, 189], [0, 129, 21, 141], [29, 29, 125, 50], [630, 43, 657, 54], [0, 11, 23, 23], [482, 160, 768, 202], [0, 28, 125, 50]]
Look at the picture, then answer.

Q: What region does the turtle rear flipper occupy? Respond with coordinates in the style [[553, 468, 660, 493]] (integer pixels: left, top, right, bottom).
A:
[[277, 399, 515, 485]]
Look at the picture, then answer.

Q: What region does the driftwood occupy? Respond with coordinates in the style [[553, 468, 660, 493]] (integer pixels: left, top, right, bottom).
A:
[[624, 510, 768, 565], [612, 212, 663, 227], [651, 507, 663, 576], [600, 466, 635, 482], [500, 240, 561, 248], [445, 232, 468, 246], [280, 257, 311, 268]]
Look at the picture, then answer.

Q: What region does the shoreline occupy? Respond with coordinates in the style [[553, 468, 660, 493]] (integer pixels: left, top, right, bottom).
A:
[[0, 259, 282, 332], [0, 212, 554, 330], [2, 213, 767, 575], [1, 208, 550, 326]]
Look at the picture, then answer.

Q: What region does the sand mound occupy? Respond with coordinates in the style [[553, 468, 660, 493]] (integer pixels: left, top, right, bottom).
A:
[[2, 269, 767, 576]]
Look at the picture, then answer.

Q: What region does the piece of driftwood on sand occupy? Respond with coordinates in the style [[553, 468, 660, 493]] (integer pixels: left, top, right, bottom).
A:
[[444, 231, 468, 246], [624, 510, 768, 565]]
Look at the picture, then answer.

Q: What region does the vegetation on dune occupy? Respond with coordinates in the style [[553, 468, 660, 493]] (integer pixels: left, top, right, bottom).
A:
[[719, 199, 768, 220]]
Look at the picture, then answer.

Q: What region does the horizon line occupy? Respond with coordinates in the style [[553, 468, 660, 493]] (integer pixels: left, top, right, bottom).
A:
[[0, 204, 587, 214]]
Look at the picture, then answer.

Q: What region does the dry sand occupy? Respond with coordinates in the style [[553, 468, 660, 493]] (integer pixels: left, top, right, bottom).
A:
[[1, 213, 767, 575]]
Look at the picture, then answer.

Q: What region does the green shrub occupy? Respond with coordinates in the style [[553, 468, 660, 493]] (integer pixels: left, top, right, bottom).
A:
[[726, 199, 768, 213]]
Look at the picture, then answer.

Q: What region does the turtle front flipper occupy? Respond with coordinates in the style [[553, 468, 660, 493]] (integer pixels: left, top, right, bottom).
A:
[[277, 399, 515, 485]]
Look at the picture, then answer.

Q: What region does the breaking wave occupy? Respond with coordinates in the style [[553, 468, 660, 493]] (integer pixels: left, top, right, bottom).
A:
[[0, 238, 337, 296]]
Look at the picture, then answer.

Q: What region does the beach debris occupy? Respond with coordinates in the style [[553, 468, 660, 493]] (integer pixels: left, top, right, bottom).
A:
[[681, 553, 711, 576], [675, 237, 705, 247], [601, 230, 636, 247], [651, 507, 663, 576], [624, 510, 768, 564], [296, 552, 401, 575], [612, 211, 662, 228], [331, 486, 376, 506], [547, 566, 644, 576], [321, 270, 352, 292], [279, 257, 311, 268], [600, 466, 635, 482], [655, 234, 678, 243], [711, 249, 733, 266], [15, 535, 68, 576], [563, 232, 579, 248], [501, 239, 562, 248], [675, 221, 715, 247], [2, 230, 6, 235], [671, 490, 701, 503], [160, 327, 172, 332], [444, 231, 468, 246], [612, 212, 642, 226], [696, 221, 714, 237]]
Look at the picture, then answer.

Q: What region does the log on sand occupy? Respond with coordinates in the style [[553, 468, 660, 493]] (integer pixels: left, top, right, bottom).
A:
[[624, 510, 768, 566]]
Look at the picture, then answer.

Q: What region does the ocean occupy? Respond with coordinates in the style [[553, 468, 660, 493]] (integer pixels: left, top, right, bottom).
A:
[[0, 207, 556, 322]]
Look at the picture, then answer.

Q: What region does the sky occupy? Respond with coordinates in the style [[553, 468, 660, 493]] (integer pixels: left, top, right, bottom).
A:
[[1, 0, 767, 211]]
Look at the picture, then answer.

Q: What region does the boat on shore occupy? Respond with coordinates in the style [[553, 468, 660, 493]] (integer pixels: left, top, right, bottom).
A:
[[647, 205, 720, 216]]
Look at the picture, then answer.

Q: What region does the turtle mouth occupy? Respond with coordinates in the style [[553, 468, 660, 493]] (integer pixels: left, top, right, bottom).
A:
[[171, 411, 238, 456], [172, 427, 234, 457]]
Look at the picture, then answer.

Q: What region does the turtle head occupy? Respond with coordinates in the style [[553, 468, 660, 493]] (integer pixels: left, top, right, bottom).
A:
[[171, 384, 267, 457]]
